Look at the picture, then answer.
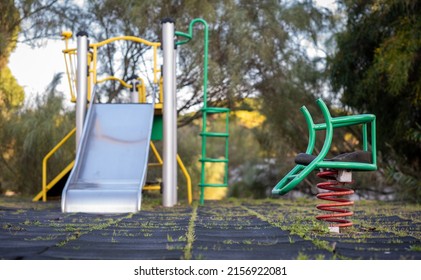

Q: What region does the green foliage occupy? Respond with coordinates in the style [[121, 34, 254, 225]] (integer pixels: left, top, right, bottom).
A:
[[14, 0, 79, 46], [0, 0, 20, 69], [177, 123, 202, 201], [384, 163, 421, 204], [0, 66, 25, 109], [330, 0, 421, 178], [1, 75, 75, 194], [0, 0, 100, 195], [0, 67, 25, 191], [228, 131, 269, 198], [0, 0, 25, 193], [0, 0, 25, 126]]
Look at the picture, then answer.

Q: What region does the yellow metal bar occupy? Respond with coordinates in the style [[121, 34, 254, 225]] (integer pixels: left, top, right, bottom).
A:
[[69, 50, 77, 102], [148, 163, 162, 167], [159, 77, 164, 103], [91, 36, 161, 48], [62, 47, 76, 54], [135, 77, 146, 103], [97, 76, 133, 88], [61, 31, 72, 48], [177, 155, 193, 205], [149, 142, 191, 204], [150, 142, 163, 164], [62, 32, 76, 102], [153, 45, 160, 84], [63, 52, 76, 102], [143, 185, 161, 191], [33, 160, 74, 202], [93, 45, 98, 85], [87, 52, 93, 101], [61, 35, 161, 52], [40, 128, 76, 202], [62, 35, 161, 104], [141, 83, 146, 103]]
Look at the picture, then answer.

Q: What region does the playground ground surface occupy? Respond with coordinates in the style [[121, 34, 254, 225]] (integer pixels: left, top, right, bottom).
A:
[[0, 195, 420, 260]]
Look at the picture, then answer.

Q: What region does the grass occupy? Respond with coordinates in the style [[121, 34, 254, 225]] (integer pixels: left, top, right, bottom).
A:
[[25, 235, 59, 241], [235, 198, 420, 259], [183, 201, 198, 260], [53, 213, 134, 248], [409, 245, 421, 252]]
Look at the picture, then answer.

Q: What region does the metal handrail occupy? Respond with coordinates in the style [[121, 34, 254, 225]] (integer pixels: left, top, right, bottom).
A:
[[147, 142, 192, 204], [33, 127, 76, 202], [61, 33, 161, 102], [177, 155, 193, 205]]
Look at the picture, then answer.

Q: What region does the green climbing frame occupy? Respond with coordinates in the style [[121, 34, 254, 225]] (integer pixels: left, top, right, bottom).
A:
[[176, 19, 230, 205]]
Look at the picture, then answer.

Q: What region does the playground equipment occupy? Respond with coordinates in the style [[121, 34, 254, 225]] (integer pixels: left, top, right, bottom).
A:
[[272, 98, 377, 232], [32, 18, 230, 212], [176, 19, 230, 204]]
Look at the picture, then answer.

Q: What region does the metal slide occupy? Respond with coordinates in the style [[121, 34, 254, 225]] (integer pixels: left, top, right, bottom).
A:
[[62, 91, 154, 213]]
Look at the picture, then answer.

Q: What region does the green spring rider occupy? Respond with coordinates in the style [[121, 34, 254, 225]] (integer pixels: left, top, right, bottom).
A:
[[272, 98, 377, 231]]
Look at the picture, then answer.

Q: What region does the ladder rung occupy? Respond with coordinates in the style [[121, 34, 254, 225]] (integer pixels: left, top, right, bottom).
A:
[[143, 185, 161, 191], [202, 107, 230, 114], [199, 183, 228, 188], [200, 158, 228, 163], [148, 163, 162, 167], [200, 132, 229, 138]]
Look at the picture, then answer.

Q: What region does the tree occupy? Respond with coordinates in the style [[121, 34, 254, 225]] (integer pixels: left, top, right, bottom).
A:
[[0, 0, 20, 69], [55, 1, 333, 121], [0, 0, 77, 194], [0, 1, 24, 192], [1, 74, 75, 195], [329, 0, 421, 180]]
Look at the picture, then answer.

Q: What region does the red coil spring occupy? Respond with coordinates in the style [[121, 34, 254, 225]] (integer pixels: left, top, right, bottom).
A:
[[315, 170, 354, 228]]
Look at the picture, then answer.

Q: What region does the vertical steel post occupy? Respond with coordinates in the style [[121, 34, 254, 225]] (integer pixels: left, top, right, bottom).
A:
[[75, 31, 88, 151], [161, 18, 177, 207], [172, 45, 178, 206], [129, 76, 139, 103]]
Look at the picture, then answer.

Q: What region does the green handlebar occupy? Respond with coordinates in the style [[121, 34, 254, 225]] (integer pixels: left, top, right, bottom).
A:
[[175, 19, 209, 108], [272, 98, 377, 196]]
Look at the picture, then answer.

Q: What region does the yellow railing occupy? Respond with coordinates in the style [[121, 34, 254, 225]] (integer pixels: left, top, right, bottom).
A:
[[96, 76, 147, 102], [146, 142, 192, 204], [177, 154, 193, 205], [148, 141, 163, 167], [90, 36, 161, 85], [34, 130, 192, 204], [62, 33, 161, 100], [97, 76, 133, 88], [33, 127, 76, 202]]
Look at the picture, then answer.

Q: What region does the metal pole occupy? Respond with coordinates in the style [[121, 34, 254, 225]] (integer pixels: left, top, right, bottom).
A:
[[161, 18, 177, 207], [129, 75, 139, 103], [172, 45, 178, 206], [75, 31, 88, 151]]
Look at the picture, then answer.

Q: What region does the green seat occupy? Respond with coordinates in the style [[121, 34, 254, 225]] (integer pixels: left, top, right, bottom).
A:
[[272, 98, 377, 196]]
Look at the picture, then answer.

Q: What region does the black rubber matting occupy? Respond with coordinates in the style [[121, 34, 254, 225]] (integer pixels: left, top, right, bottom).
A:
[[0, 198, 420, 260]]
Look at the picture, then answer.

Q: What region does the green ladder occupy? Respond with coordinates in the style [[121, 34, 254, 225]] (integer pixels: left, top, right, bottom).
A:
[[199, 106, 230, 204], [176, 19, 230, 205]]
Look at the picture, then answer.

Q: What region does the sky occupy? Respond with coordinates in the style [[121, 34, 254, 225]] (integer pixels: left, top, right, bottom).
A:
[[9, 40, 66, 95], [8, 0, 337, 100]]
